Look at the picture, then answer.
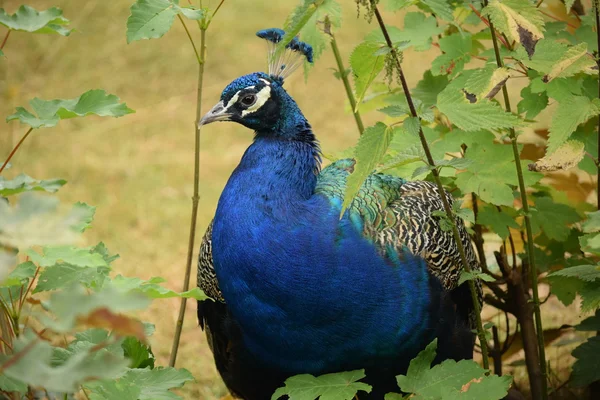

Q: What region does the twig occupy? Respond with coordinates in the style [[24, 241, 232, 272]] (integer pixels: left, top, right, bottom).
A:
[[538, 10, 578, 29], [596, 0, 600, 210], [483, 1, 547, 398], [327, 27, 364, 135], [0, 128, 33, 175], [372, 4, 490, 370], [169, 19, 208, 367], [177, 15, 202, 65], [0, 29, 10, 50]]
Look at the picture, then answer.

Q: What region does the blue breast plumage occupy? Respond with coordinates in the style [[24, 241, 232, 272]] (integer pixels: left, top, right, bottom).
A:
[[196, 29, 481, 400]]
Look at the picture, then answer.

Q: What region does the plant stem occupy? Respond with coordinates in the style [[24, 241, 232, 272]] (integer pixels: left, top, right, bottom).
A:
[[169, 22, 207, 368], [0, 29, 10, 50], [0, 128, 33, 175], [329, 31, 364, 135], [177, 15, 202, 65], [372, 5, 489, 369], [484, 1, 547, 398], [596, 0, 600, 210]]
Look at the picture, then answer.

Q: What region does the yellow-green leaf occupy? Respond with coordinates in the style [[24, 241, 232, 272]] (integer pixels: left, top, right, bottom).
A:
[[529, 140, 585, 172]]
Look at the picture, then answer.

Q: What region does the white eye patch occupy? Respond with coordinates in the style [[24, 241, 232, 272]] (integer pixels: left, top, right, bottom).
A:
[[241, 85, 271, 117]]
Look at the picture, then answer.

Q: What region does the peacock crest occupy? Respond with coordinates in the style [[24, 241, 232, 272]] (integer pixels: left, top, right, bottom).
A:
[[256, 28, 313, 82]]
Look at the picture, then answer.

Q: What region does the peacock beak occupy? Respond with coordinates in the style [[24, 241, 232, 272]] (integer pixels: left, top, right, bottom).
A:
[[199, 101, 232, 126]]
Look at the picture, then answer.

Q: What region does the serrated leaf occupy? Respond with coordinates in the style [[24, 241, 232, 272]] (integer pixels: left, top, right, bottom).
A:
[[366, 13, 443, 52], [482, 0, 544, 57], [272, 370, 372, 400], [404, 117, 420, 136], [7, 90, 134, 129], [529, 140, 585, 172], [564, 0, 576, 12], [455, 141, 542, 206], [576, 310, 600, 331], [530, 197, 581, 241], [396, 339, 511, 398], [0, 331, 128, 393], [342, 123, 393, 215], [85, 367, 194, 400], [517, 85, 548, 119], [463, 66, 510, 102], [517, 41, 596, 82], [111, 275, 209, 300], [0, 193, 88, 248], [176, 6, 204, 20], [1, 261, 37, 287], [413, 70, 448, 107], [34, 263, 109, 293], [0, 374, 27, 394], [28, 246, 108, 268], [583, 211, 600, 233], [420, 0, 453, 22], [378, 144, 425, 172], [458, 270, 495, 286], [437, 76, 522, 132], [351, 42, 386, 106], [476, 205, 519, 239], [431, 33, 472, 76], [42, 285, 150, 333], [126, 0, 178, 43], [547, 275, 581, 306], [122, 336, 155, 368], [0, 5, 71, 36], [548, 264, 600, 282], [0, 173, 66, 196], [548, 96, 600, 154], [571, 336, 600, 387], [379, 105, 409, 118]]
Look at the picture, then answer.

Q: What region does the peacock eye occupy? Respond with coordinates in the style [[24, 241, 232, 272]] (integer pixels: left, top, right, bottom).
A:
[[240, 94, 257, 107]]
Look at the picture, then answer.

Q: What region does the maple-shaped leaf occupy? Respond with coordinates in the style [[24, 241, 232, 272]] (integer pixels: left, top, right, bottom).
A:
[[272, 370, 372, 400], [530, 196, 581, 242], [482, 0, 544, 57], [431, 33, 472, 76]]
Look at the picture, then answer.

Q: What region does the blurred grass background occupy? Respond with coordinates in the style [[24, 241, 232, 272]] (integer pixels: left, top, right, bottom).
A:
[[0, 0, 585, 398]]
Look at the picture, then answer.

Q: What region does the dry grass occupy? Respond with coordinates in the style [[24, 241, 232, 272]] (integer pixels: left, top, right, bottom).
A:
[[0, 1, 588, 399]]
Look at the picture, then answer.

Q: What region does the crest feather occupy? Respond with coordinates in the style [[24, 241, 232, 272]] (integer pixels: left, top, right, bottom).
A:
[[256, 28, 313, 81]]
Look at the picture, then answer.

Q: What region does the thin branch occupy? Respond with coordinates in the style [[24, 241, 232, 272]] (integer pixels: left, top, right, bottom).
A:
[[596, 0, 600, 211], [484, 0, 547, 398], [0, 29, 10, 50], [538, 10, 578, 29], [0, 128, 34, 175], [372, 4, 490, 370], [211, 0, 226, 22], [169, 21, 207, 367], [177, 15, 202, 65], [327, 26, 364, 135]]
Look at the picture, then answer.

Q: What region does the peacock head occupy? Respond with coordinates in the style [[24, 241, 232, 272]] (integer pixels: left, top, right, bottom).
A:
[[199, 28, 313, 133]]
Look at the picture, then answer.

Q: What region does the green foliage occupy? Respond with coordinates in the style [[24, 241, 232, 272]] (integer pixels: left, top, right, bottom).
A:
[[431, 33, 472, 77], [272, 370, 372, 400], [570, 336, 600, 387], [395, 339, 512, 399], [126, 0, 205, 43], [366, 12, 442, 52], [0, 173, 66, 196], [529, 196, 581, 241], [548, 96, 600, 154], [0, 5, 71, 36], [7, 90, 134, 129], [342, 122, 393, 215], [350, 41, 386, 106]]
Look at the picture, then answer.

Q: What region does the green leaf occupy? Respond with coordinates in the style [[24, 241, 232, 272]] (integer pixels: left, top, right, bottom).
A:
[[404, 117, 420, 136], [547, 275, 582, 306], [7, 90, 134, 129], [111, 275, 209, 300], [564, 0, 576, 12], [455, 141, 542, 206], [0, 173, 66, 196], [366, 13, 443, 52], [413, 70, 448, 107], [476, 205, 519, 239], [42, 285, 150, 333], [1, 261, 37, 287], [530, 197, 581, 241], [176, 6, 204, 20], [419, 0, 453, 22], [378, 144, 425, 172], [576, 310, 600, 331], [85, 367, 194, 400], [343, 123, 393, 215], [0, 193, 88, 248], [437, 76, 522, 132], [583, 210, 600, 233], [517, 41, 596, 82], [0, 374, 27, 394], [28, 245, 108, 268], [548, 264, 600, 282], [396, 339, 511, 399], [272, 370, 372, 400], [71, 202, 96, 232], [0, 5, 71, 35], [517, 85, 548, 119], [122, 337, 155, 368], [0, 331, 129, 393], [126, 0, 178, 43], [458, 270, 495, 286], [571, 336, 600, 387], [548, 96, 600, 154], [34, 263, 109, 293], [431, 33, 472, 76], [482, 0, 544, 57], [351, 42, 386, 106]]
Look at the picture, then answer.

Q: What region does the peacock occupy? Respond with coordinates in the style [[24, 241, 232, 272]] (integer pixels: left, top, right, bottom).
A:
[[196, 29, 482, 400]]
